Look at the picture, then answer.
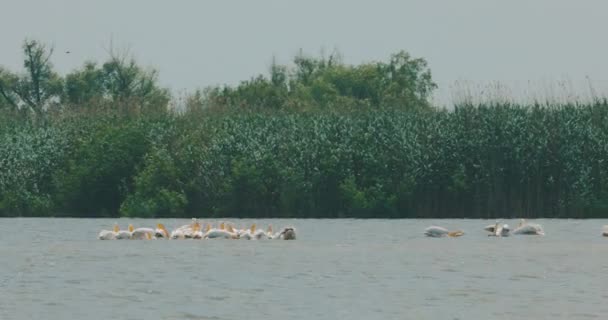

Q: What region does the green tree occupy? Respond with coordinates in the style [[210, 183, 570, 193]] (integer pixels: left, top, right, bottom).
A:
[[62, 49, 170, 113], [0, 40, 63, 116], [63, 61, 106, 107], [101, 50, 170, 112]]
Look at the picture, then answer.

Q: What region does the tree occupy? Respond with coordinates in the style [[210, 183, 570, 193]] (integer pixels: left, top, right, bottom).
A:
[[101, 49, 170, 113], [63, 61, 106, 107], [378, 51, 436, 108], [62, 48, 171, 112], [0, 40, 62, 116], [0, 67, 19, 110]]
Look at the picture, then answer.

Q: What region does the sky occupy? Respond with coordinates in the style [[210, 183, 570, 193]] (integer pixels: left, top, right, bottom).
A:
[[1, 0, 607, 105]]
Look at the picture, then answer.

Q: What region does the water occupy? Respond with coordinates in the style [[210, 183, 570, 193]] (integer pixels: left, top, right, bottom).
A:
[[1, 218, 607, 320]]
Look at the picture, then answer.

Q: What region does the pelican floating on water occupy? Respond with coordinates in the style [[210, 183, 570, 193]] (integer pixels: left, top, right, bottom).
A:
[[171, 218, 201, 239], [155, 223, 170, 239], [204, 222, 237, 239], [485, 222, 510, 237], [130, 224, 158, 240], [98, 224, 119, 240], [277, 227, 296, 240], [602, 225, 608, 237], [115, 224, 134, 239], [512, 219, 544, 236], [424, 226, 464, 238]]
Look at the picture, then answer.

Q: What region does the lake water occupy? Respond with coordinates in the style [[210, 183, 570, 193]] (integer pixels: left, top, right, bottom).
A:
[[1, 218, 607, 320]]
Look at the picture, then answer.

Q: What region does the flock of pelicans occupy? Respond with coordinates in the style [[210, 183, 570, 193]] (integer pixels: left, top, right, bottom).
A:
[[426, 219, 608, 237], [99, 218, 608, 240], [98, 218, 296, 240], [425, 219, 544, 237]]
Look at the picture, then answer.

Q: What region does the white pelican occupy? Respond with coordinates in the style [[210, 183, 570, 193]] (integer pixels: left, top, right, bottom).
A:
[[171, 218, 200, 239], [484, 223, 498, 233], [225, 224, 239, 239], [192, 222, 204, 239], [98, 224, 119, 240], [266, 225, 275, 238], [251, 224, 273, 240], [154, 223, 170, 239], [115, 224, 134, 239], [204, 222, 236, 239], [424, 226, 464, 238], [602, 225, 608, 237], [131, 227, 156, 240], [485, 222, 510, 237], [512, 219, 544, 235], [235, 224, 254, 240]]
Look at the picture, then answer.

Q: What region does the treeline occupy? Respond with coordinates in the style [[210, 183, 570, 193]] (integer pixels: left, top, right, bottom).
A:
[[2, 40, 608, 218]]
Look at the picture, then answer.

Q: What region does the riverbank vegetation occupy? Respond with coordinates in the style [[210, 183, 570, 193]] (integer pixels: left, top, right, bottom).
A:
[[1, 40, 608, 218]]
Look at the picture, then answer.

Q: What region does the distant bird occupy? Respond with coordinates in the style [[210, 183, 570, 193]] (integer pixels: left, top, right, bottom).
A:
[[512, 219, 544, 236], [98, 223, 119, 240], [424, 226, 464, 238], [484, 222, 510, 237], [65, 51, 71, 54]]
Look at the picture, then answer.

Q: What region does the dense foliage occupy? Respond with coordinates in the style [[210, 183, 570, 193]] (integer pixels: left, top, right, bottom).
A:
[[2, 102, 608, 218], [2, 39, 608, 218]]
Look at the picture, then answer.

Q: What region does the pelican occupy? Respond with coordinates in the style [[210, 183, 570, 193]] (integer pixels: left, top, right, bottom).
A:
[[484, 223, 499, 233], [98, 224, 119, 240], [192, 222, 204, 239], [512, 219, 544, 236], [131, 227, 156, 240], [266, 225, 275, 238], [486, 222, 510, 237], [277, 227, 296, 240], [204, 222, 236, 239], [171, 218, 200, 239], [251, 224, 273, 240], [237, 224, 260, 240], [225, 224, 239, 239], [116, 224, 134, 239], [602, 225, 608, 237], [424, 226, 464, 238], [155, 223, 170, 239]]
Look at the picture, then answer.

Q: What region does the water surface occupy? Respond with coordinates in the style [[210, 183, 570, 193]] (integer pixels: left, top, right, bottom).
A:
[[1, 218, 607, 319]]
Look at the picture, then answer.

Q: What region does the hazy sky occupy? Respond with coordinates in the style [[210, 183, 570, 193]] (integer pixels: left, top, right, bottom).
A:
[[2, 0, 607, 104]]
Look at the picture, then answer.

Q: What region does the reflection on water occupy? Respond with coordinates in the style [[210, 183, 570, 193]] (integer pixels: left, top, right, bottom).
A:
[[1, 218, 607, 320]]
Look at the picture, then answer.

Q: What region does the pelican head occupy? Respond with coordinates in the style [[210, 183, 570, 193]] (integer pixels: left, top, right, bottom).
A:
[[447, 230, 464, 237], [156, 223, 170, 238], [113, 223, 120, 233], [128, 224, 134, 232]]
